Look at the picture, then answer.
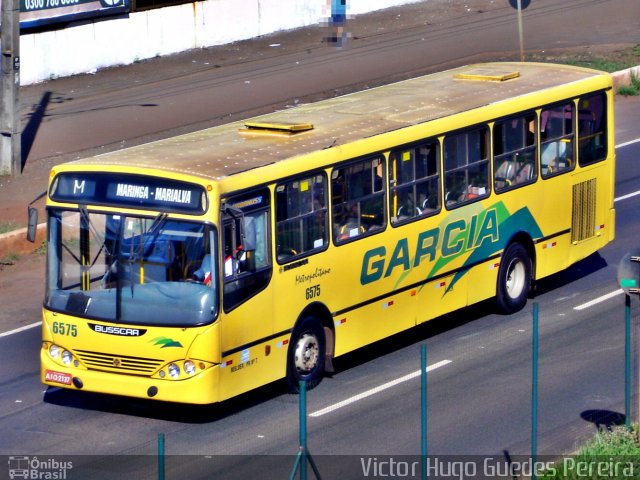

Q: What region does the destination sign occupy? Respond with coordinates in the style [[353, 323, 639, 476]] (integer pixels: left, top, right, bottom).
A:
[[50, 172, 207, 214]]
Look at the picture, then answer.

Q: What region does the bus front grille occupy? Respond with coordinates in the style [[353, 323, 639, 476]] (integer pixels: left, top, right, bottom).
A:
[[75, 350, 163, 375], [571, 178, 596, 243]]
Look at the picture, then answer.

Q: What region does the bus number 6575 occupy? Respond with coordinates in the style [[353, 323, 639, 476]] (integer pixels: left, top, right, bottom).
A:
[[305, 285, 320, 300]]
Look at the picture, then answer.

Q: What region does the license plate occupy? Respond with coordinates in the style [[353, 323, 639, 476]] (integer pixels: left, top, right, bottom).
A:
[[45, 370, 73, 385]]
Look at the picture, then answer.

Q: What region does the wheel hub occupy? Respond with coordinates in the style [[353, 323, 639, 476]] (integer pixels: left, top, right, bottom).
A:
[[506, 258, 526, 299], [294, 333, 319, 374]]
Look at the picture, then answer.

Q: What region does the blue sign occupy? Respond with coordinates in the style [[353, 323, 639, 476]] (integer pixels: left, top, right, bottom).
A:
[[508, 0, 531, 8]]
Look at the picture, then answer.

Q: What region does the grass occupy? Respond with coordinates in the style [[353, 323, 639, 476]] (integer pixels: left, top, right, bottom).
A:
[[0, 221, 20, 234], [529, 43, 640, 95], [540, 426, 640, 479], [34, 240, 47, 255], [530, 44, 640, 73], [618, 70, 640, 97], [0, 252, 19, 265]]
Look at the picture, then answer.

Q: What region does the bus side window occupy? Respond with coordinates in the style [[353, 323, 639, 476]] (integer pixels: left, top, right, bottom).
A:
[[540, 102, 575, 177], [275, 174, 328, 262], [332, 156, 385, 244], [493, 112, 537, 192], [444, 127, 490, 208], [389, 140, 440, 225], [578, 92, 607, 166]]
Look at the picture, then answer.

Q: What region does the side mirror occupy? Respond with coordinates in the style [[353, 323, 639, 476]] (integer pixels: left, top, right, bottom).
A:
[[27, 207, 38, 243], [26, 191, 46, 243]]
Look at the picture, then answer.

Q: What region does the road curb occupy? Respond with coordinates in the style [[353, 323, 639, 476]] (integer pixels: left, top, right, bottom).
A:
[[1, 64, 638, 259], [0, 223, 46, 259], [611, 65, 640, 89]]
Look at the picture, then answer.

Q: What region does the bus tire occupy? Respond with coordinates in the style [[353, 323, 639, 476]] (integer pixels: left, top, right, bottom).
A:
[[496, 243, 531, 314], [286, 316, 325, 393]]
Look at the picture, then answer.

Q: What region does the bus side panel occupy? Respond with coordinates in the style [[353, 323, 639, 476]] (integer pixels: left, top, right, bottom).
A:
[[216, 331, 290, 402], [415, 272, 468, 324], [466, 259, 500, 307], [332, 288, 416, 357], [534, 232, 572, 280], [568, 164, 614, 265], [531, 174, 573, 279], [218, 288, 279, 400]]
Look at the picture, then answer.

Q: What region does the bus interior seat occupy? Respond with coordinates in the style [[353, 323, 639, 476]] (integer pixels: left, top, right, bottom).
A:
[[495, 159, 515, 188], [421, 194, 438, 211], [515, 163, 533, 183], [396, 205, 422, 219]]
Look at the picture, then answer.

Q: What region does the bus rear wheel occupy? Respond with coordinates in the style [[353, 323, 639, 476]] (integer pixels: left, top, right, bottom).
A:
[[496, 243, 531, 314], [286, 316, 325, 393]]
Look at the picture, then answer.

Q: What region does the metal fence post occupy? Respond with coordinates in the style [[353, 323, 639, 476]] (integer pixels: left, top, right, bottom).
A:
[[158, 433, 165, 480], [289, 380, 321, 480], [625, 294, 632, 429], [531, 303, 538, 480], [421, 344, 428, 480]]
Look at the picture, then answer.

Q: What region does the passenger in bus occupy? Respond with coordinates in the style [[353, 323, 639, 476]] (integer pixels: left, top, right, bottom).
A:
[[336, 203, 364, 240]]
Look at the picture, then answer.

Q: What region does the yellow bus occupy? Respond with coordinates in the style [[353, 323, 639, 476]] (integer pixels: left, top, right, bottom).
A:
[[36, 62, 615, 404]]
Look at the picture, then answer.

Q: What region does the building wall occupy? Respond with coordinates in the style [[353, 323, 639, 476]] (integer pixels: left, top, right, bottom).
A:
[[20, 0, 424, 85]]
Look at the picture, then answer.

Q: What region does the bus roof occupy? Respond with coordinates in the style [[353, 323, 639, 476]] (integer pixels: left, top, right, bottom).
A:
[[73, 62, 610, 180]]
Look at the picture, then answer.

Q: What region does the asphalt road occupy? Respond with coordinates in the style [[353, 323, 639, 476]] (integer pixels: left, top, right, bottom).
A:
[[1, 0, 640, 478]]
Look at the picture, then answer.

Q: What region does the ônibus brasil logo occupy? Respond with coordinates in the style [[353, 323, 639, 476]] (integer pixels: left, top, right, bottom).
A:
[[7, 456, 73, 479]]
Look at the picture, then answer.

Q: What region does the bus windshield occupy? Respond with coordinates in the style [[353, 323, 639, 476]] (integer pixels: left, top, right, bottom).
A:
[[46, 210, 217, 326]]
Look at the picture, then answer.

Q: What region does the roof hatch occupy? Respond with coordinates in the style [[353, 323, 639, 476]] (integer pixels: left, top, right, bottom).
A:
[[453, 68, 520, 82], [239, 121, 314, 136]]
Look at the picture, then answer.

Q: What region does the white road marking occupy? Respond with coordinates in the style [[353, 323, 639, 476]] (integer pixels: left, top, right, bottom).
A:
[[309, 359, 452, 418], [615, 190, 640, 202], [616, 138, 640, 149], [0, 321, 41, 339], [573, 289, 624, 311], [614, 138, 640, 202]]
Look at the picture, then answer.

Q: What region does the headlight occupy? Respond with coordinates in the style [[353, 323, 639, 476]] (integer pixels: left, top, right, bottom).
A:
[[61, 351, 73, 365], [168, 363, 180, 378], [49, 344, 61, 359], [183, 361, 196, 375]]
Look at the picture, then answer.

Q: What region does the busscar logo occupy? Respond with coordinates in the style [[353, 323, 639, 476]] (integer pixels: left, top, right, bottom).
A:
[[88, 323, 146, 337]]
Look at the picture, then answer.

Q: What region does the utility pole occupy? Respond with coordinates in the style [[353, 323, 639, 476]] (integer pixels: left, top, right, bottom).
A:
[[516, 0, 524, 61], [508, 0, 530, 62], [618, 250, 640, 429], [0, 0, 20, 176]]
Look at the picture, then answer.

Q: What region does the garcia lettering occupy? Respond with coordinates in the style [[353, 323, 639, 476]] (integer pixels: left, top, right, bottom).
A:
[[360, 208, 499, 285]]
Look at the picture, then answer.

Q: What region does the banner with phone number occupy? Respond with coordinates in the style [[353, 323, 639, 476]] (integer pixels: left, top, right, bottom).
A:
[[19, 0, 129, 30]]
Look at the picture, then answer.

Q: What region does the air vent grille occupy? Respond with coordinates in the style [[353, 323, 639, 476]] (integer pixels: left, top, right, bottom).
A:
[[571, 178, 596, 243]]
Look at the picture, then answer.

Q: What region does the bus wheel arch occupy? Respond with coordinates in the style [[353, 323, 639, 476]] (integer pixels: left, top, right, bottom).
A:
[[496, 235, 535, 314], [286, 303, 334, 393]]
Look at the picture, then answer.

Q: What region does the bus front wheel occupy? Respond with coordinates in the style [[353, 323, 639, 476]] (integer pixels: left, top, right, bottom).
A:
[[496, 243, 531, 314], [286, 316, 325, 393]]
